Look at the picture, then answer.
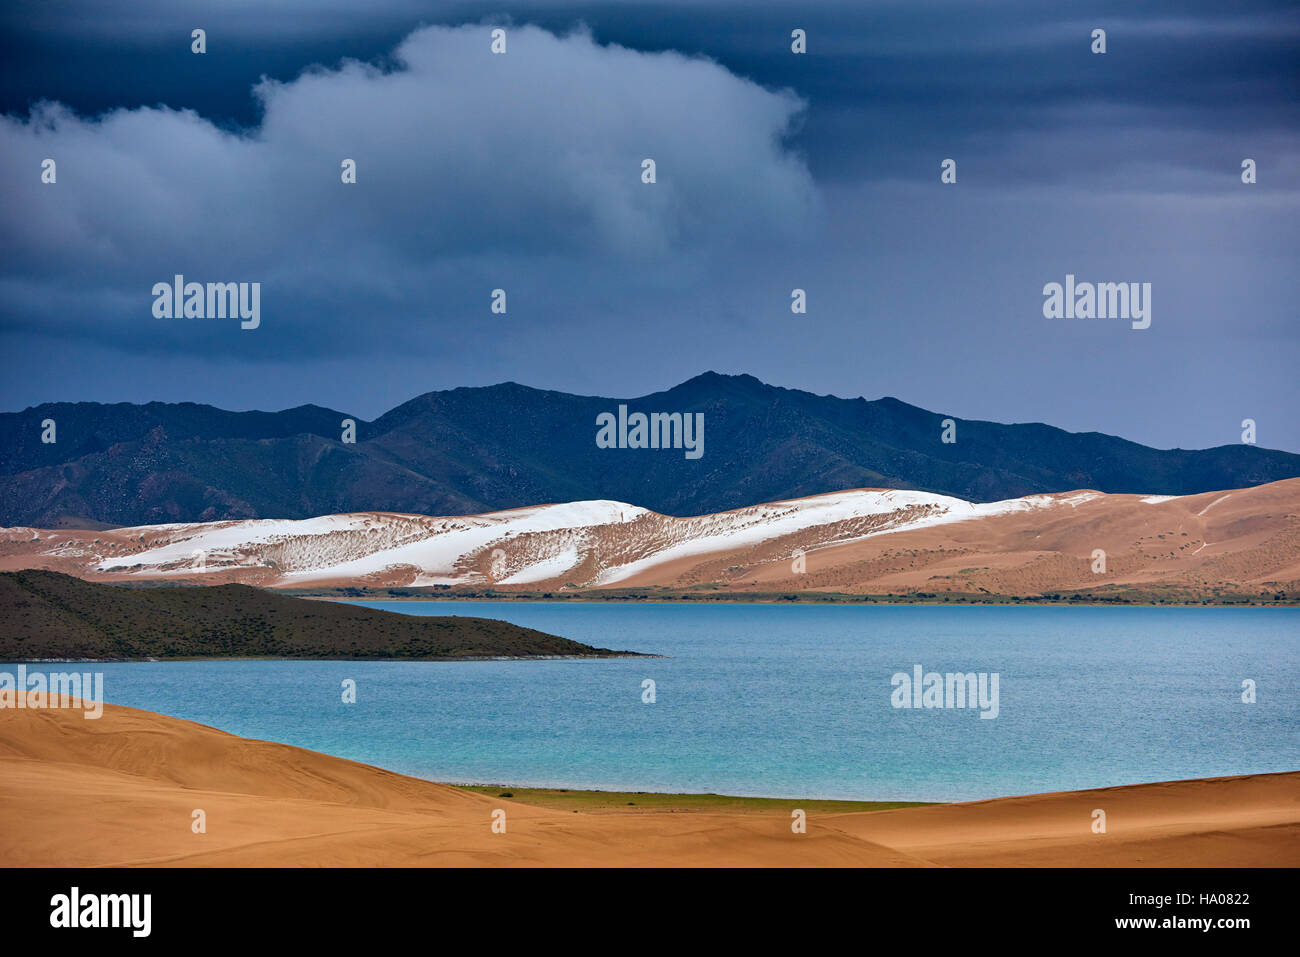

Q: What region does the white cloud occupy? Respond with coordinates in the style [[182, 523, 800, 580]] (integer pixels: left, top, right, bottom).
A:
[[0, 23, 818, 350]]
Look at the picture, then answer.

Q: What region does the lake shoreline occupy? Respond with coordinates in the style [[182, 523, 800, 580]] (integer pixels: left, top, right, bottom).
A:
[[306, 592, 1300, 608], [3, 701, 1295, 867], [0, 652, 659, 664], [452, 783, 934, 813]]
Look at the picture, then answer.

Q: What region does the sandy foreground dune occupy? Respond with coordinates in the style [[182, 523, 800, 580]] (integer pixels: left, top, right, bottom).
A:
[[1, 704, 1296, 867]]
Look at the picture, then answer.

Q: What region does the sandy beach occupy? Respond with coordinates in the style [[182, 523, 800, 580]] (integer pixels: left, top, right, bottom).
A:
[[1, 702, 1295, 867]]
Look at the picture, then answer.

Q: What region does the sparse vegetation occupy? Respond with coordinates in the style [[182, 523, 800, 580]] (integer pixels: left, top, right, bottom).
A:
[[289, 583, 1299, 606], [0, 570, 640, 660], [455, 785, 933, 814]]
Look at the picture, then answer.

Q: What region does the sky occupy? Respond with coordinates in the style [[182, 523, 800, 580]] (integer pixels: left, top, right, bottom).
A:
[[1, 0, 1297, 451]]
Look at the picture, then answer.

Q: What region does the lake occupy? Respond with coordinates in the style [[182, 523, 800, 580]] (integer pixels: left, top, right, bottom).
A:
[[33, 602, 1300, 802]]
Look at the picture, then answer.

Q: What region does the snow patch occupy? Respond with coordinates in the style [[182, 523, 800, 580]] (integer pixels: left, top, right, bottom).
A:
[[84, 489, 1109, 588]]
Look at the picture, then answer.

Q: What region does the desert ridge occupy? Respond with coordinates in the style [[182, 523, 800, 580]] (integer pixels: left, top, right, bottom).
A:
[[1, 702, 1295, 867], [3, 477, 1298, 601]]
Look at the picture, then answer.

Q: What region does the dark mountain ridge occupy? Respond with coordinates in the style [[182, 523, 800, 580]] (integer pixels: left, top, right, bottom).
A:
[[2, 372, 1297, 526]]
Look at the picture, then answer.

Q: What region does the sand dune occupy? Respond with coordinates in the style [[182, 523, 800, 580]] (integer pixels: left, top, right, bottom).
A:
[[2, 479, 1297, 599], [2, 704, 1295, 867]]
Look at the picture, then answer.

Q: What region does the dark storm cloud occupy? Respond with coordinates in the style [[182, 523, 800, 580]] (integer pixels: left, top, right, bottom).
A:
[[0, 2, 1297, 452], [3, 0, 1298, 183], [0, 24, 817, 358]]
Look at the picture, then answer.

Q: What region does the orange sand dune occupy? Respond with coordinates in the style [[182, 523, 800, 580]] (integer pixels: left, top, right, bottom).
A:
[[1, 704, 1296, 867], [614, 478, 1300, 597], [4, 479, 1298, 599]]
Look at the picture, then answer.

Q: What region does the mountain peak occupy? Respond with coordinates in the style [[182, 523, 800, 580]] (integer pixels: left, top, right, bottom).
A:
[[3, 374, 1298, 527]]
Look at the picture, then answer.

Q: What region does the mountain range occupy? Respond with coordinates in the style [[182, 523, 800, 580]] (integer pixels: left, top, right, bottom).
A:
[[3, 372, 1298, 528]]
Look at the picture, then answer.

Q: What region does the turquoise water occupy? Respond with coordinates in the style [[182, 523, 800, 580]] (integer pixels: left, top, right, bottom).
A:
[[30, 602, 1300, 801]]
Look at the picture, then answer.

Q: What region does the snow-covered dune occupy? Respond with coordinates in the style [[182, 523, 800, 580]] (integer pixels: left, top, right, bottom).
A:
[[2, 488, 1094, 587], [4, 479, 1297, 597]]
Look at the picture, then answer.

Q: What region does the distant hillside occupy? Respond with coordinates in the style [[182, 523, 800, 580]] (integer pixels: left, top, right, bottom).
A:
[[3, 372, 1299, 526], [0, 571, 630, 660]]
